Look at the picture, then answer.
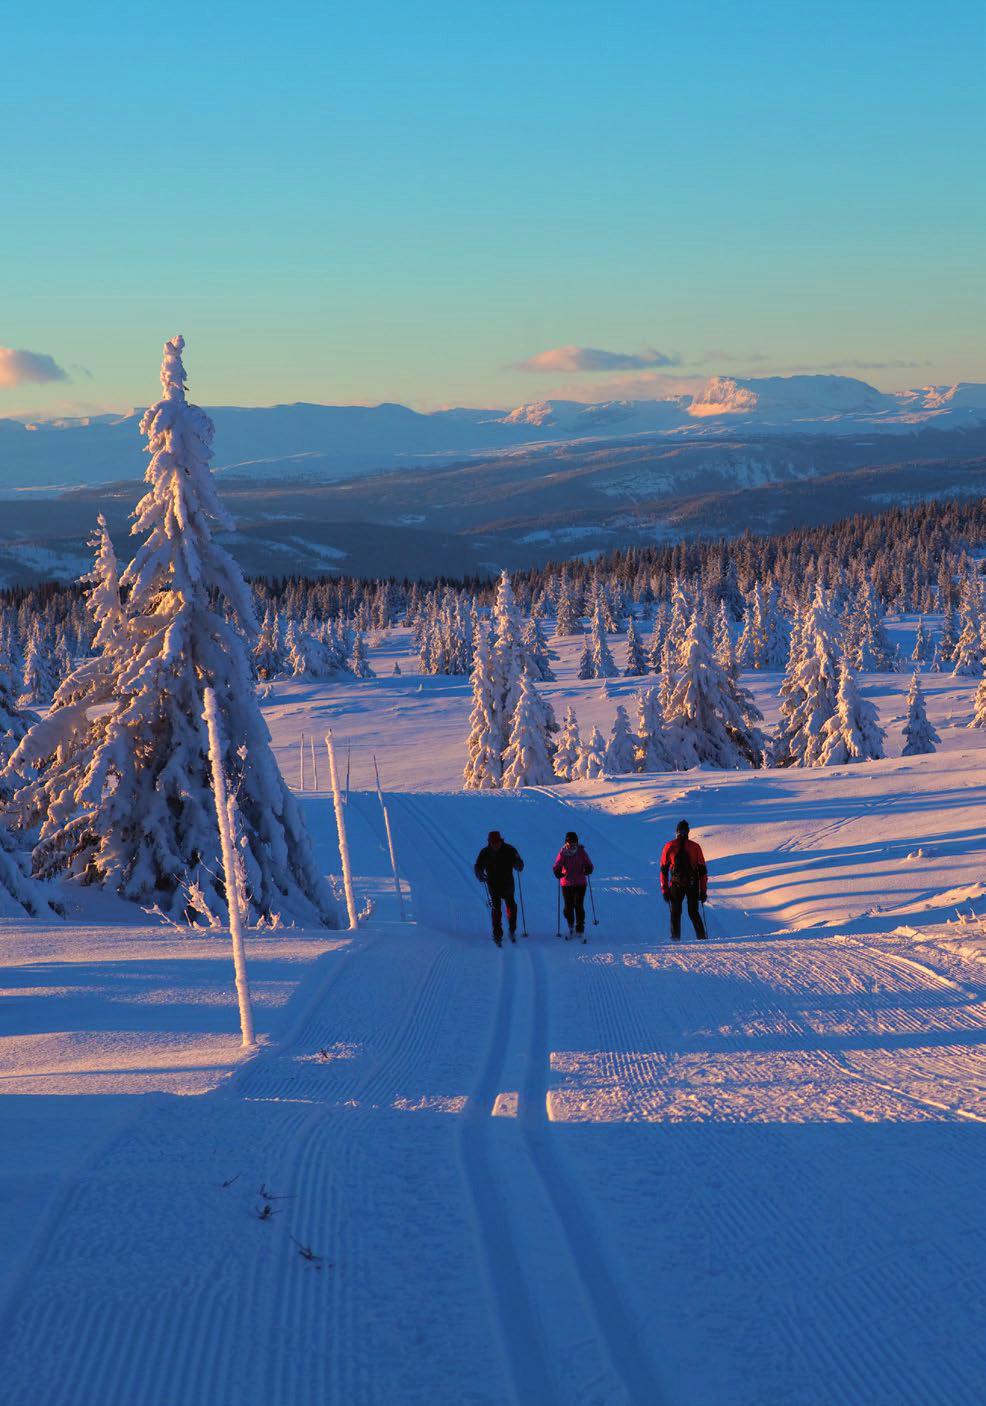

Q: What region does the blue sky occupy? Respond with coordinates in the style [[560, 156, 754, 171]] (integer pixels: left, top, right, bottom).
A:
[[2, 0, 983, 414]]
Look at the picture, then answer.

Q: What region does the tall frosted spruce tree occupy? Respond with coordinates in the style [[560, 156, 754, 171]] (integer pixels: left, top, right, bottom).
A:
[[18, 336, 335, 926]]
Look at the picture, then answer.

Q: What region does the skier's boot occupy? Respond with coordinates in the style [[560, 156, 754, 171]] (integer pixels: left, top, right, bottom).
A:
[[509, 926, 517, 944]]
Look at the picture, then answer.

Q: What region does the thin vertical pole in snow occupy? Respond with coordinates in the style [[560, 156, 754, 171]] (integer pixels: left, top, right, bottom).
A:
[[310, 735, 319, 790], [345, 742, 352, 805], [299, 733, 306, 792], [202, 687, 256, 1049], [326, 731, 359, 930], [373, 754, 406, 922]]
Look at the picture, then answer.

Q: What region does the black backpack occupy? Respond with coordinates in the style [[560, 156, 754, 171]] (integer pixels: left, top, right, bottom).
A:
[[669, 838, 693, 891]]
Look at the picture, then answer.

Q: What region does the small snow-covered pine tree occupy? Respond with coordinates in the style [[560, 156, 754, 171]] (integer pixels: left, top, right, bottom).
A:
[[522, 615, 555, 682], [633, 686, 674, 772], [463, 628, 501, 789], [491, 571, 526, 724], [350, 629, 375, 678], [604, 704, 636, 773], [587, 599, 618, 678], [910, 617, 932, 667], [951, 575, 984, 677], [572, 725, 607, 781], [555, 579, 582, 636], [665, 617, 764, 768], [623, 616, 648, 676], [501, 671, 556, 788], [553, 704, 581, 782], [901, 673, 940, 754], [775, 589, 841, 767], [713, 600, 737, 678], [19, 621, 58, 707], [817, 661, 885, 765]]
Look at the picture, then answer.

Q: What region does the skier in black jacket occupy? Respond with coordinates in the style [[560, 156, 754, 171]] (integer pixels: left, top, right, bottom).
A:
[[474, 830, 524, 945]]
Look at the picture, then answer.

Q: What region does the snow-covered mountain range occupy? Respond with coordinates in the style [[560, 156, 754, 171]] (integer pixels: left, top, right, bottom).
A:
[[3, 375, 986, 494], [1, 374, 985, 585]]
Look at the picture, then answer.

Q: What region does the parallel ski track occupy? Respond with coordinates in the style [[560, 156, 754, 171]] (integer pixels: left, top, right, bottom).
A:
[[397, 793, 664, 1405], [523, 943, 666, 1404]]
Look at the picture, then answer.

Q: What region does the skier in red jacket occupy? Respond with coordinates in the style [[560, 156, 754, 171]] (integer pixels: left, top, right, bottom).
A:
[[660, 820, 708, 941], [553, 831, 594, 939]]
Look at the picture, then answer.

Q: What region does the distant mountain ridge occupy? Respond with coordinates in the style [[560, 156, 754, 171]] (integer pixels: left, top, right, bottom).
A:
[[3, 373, 986, 493]]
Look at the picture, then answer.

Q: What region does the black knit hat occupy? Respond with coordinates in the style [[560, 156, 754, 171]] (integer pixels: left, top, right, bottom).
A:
[[676, 819, 690, 836], [488, 830, 502, 843], [565, 831, 578, 844]]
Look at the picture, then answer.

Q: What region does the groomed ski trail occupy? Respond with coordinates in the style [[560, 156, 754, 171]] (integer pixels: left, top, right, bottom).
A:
[[394, 792, 663, 1404]]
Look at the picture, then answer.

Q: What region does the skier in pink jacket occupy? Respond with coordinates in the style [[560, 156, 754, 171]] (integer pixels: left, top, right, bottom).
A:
[[553, 831, 594, 939]]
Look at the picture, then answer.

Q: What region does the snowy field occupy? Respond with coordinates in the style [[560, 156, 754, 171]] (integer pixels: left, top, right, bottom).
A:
[[2, 624, 986, 1404]]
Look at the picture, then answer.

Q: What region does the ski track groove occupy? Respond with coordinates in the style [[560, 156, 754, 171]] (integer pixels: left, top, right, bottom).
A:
[[523, 943, 666, 1406]]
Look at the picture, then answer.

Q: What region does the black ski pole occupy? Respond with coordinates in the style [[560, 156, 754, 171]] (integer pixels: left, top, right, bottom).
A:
[[587, 875, 600, 926], [517, 872, 529, 937]]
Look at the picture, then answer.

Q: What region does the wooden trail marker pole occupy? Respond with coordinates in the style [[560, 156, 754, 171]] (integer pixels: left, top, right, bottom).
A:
[[203, 687, 256, 1049], [373, 754, 406, 922], [325, 731, 358, 930]]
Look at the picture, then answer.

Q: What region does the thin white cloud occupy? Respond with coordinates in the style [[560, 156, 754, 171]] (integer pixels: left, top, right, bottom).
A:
[[517, 345, 681, 374], [0, 348, 70, 389]]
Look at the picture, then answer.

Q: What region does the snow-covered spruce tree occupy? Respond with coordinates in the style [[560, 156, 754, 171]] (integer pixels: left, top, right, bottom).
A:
[[350, 628, 375, 678], [522, 615, 555, 682], [0, 650, 37, 773], [604, 704, 636, 773], [555, 578, 582, 636], [664, 577, 692, 668], [577, 631, 593, 680], [775, 589, 841, 767], [19, 621, 58, 707], [910, 617, 933, 667], [646, 603, 667, 672], [253, 606, 283, 680], [623, 616, 647, 676], [951, 575, 984, 677], [633, 686, 674, 772], [553, 704, 581, 782], [572, 725, 607, 781], [491, 571, 526, 726], [23, 336, 335, 925], [0, 808, 46, 917], [0, 640, 52, 916], [735, 595, 761, 670], [587, 599, 618, 678], [463, 629, 502, 790], [284, 620, 332, 679], [845, 581, 895, 672], [713, 600, 737, 678], [5, 515, 129, 854], [665, 617, 764, 768], [759, 585, 791, 669], [501, 671, 556, 788], [817, 660, 885, 765], [901, 673, 940, 754]]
